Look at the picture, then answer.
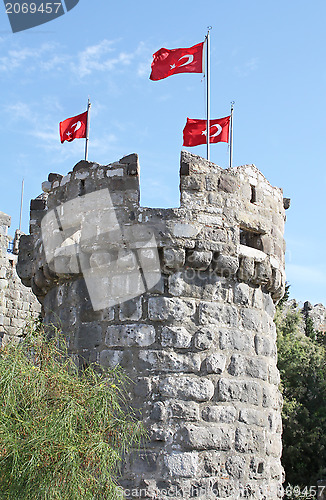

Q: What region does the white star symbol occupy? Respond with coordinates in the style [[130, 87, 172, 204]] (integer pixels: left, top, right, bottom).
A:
[[201, 129, 207, 136], [66, 131, 72, 137], [170, 63, 176, 69]]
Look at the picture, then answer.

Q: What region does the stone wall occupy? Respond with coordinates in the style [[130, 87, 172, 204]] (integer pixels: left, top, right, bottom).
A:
[[18, 151, 289, 499], [0, 212, 41, 344], [303, 301, 326, 334]]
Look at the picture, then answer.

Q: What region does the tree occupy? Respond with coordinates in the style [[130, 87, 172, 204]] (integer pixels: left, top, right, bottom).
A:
[[276, 299, 326, 487], [0, 326, 145, 500]]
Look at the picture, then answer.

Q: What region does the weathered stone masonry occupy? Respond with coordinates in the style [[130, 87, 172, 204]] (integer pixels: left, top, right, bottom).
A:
[[18, 151, 289, 499], [0, 212, 40, 344]]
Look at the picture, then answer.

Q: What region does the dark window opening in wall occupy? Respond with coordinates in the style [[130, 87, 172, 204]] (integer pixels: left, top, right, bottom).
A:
[[78, 179, 86, 197], [240, 228, 263, 251], [250, 185, 257, 203]]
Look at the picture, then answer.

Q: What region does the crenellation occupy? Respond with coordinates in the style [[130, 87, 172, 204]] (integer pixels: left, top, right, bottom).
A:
[[16, 151, 288, 499]]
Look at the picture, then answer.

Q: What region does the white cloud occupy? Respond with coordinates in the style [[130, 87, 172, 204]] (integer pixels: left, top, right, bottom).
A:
[[0, 38, 152, 82], [0, 42, 60, 72], [70, 39, 138, 78]]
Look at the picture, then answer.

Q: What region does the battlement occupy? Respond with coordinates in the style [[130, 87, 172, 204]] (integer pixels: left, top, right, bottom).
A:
[[19, 151, 287, 304]]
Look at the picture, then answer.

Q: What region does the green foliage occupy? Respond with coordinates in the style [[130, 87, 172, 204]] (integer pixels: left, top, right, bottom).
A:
[[304, 315, 316, 340], [276, 301, 326, 487], [0, 326, 145, 500], [277, 281, 290, 309]]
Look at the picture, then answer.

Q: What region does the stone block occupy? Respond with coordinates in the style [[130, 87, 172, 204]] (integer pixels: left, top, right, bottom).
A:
[[233, 282, 252, 306], [168, 270, 228, 301], [253, 258, 272, 285], [106, 168, 124, 177], [218, 174, 237, 193], [228, 353, 268, 381], [267, 411, 282, 434], [240, 308, 262, 332], [161, 326, 192, 348], [238, 256, 255, 281], [225, 455, 247, 480], [254, 334, 275, 357], [180, 174, 205, 191], [186, 250, 212, 270], [167, 401, 200, 421], [163, 452, 199, 478], [219, 328, 254, 353], [42, 181, 52, 193], [199, 302, 238, 327], [235, 426, 266, 454], [0, 212, 11, 228], [138, 350, 201, 373], [119, 297, 142, 321], [181, 424, 232, 451], [162, 247, 185, 270], [262, 385, 280, 410], [60, 174, 71, 186], [213, 254, 239, 277], [239, 408, 266, 427], [218, 378, 261, 406], [105, 324, 155, 347], [172, 223, 201, 239], [202, 405, 237, 423], [203, 353, 226, 374], [48, 173, 63, 183], [265, 432, 282, 457], [30, 199, 46, 211], [148, 297, 195, 322], [150, 401, 167, 421], [193, 328, 214, 350], [159, 376, 214, 402], [125, 451, 158, 475], [268, 364, 281, 385]]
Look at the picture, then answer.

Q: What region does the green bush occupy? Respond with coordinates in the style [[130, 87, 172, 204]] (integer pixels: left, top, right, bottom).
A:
[[0, 326, 145, 499], [276, 300, 326, 488]]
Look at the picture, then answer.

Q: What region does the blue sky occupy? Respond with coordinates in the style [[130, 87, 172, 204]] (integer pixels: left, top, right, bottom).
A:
[[0, 0, 325, 305]]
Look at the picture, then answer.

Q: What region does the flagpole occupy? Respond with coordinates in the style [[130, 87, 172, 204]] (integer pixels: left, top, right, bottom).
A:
[[206, 27, 211, 161], [229, 101, 235, 169], [85, 98, 91, 161], [19, 178, 24, 231]]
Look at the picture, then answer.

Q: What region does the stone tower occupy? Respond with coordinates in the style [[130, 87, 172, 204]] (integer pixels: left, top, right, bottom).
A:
[[18, 151, 288, 499], [0, 212, 41, 344]]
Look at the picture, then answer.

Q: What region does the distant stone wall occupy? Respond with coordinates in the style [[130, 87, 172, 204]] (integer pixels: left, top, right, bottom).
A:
[[303, 301, 326, 334], [18, 152, 289, 499], [0, 212, 41, 343]]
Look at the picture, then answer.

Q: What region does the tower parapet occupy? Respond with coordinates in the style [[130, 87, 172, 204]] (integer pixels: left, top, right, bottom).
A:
[[18, 151, 288, 499]]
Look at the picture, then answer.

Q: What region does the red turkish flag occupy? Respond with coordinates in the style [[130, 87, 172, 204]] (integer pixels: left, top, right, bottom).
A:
[[59, 111, 88, 144], [150, 42, 204, 81], [183, 116, 230, 147]]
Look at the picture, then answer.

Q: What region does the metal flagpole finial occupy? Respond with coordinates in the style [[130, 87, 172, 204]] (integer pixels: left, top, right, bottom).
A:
[[229, 101, 235, 169], [85, 98, 91, 161]]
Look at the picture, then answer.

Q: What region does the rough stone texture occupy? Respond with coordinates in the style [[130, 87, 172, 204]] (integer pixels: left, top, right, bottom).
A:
[[303, 300, 326, 334], [17, 151, 288, 499], [0, 212, 41, 344]]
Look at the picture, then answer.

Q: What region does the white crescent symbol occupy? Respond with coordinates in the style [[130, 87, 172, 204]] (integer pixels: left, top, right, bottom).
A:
[[210, 124, 222, 137], [71, 121, 82, 133], [178, 54, 194, 67]]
